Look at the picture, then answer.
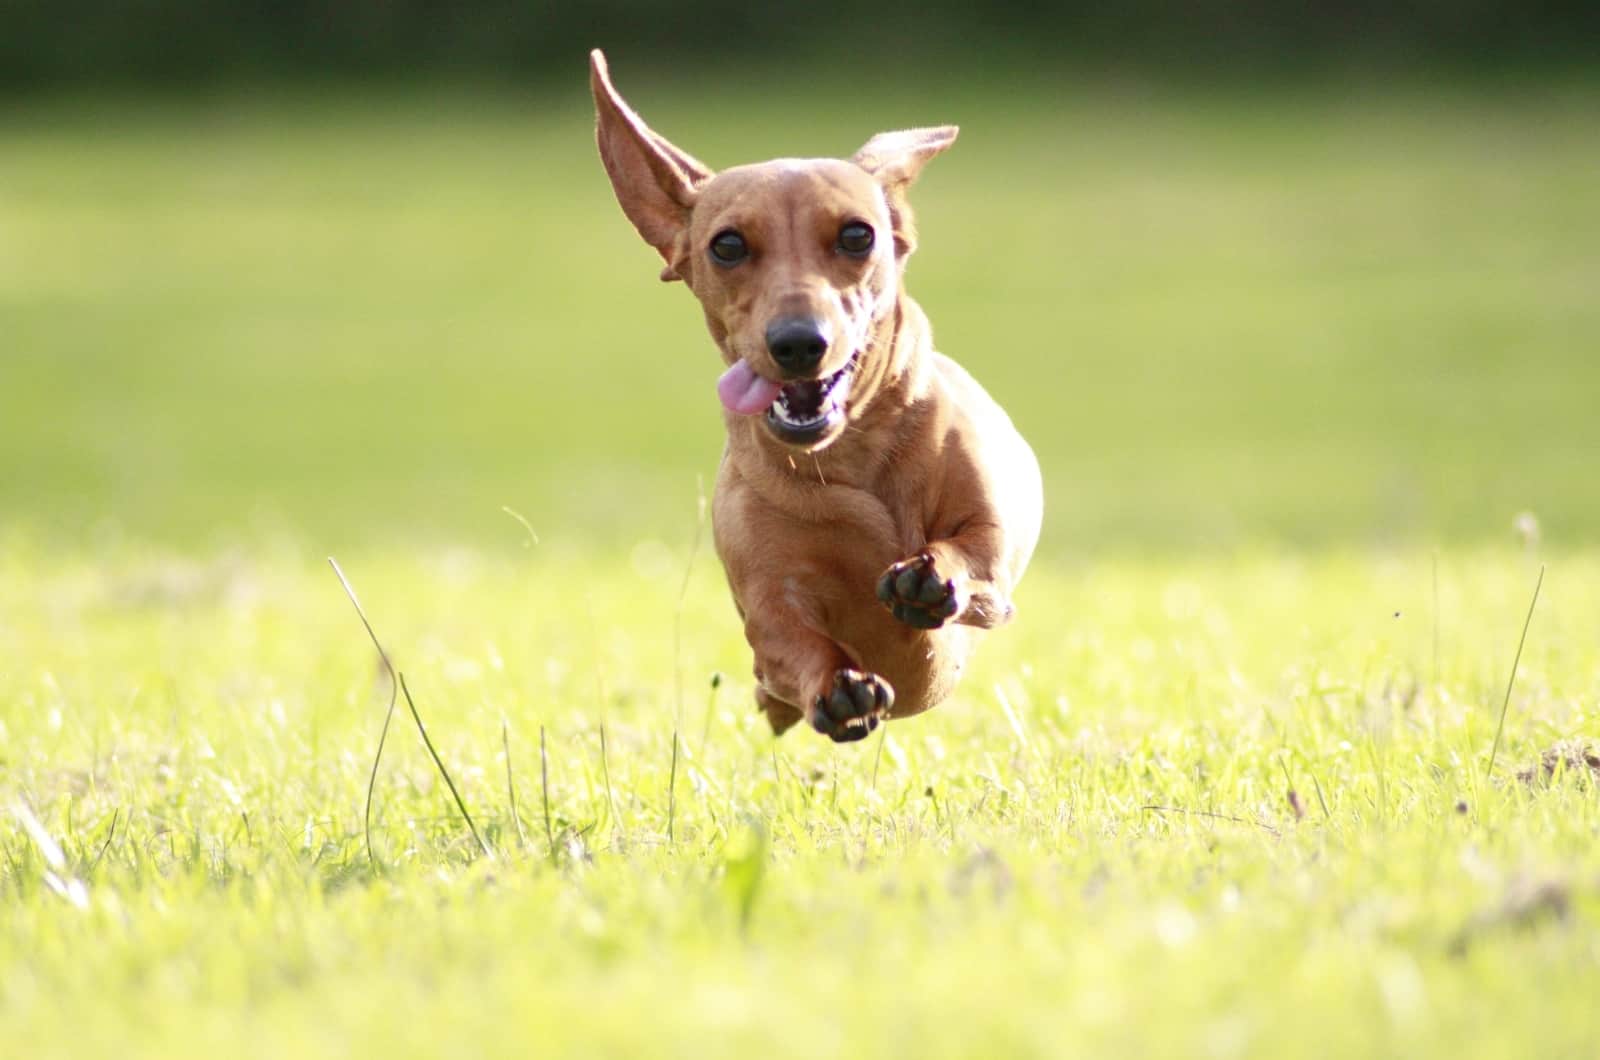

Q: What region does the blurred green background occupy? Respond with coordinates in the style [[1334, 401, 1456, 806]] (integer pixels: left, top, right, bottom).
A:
[[2, 6, 1597, 558]]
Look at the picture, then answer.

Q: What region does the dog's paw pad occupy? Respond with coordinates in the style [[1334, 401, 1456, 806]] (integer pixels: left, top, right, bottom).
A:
[[877, 552, 960, 630], [811, 669, 893, 743]]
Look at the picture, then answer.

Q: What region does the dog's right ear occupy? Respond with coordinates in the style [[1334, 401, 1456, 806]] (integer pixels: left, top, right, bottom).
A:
[[590, 50, 713, 282]]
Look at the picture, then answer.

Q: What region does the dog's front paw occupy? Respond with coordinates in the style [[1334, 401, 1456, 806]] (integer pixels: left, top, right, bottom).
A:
[[876, 551, 960, 630], [811, 669, 893, 743]]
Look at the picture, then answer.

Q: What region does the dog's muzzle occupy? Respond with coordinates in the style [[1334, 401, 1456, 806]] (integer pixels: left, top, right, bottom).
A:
[[766, 352, 859, 446]]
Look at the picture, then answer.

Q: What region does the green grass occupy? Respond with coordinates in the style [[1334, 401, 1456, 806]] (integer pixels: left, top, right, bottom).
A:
[[4, 544, 1598, 1057], [3, 78, 1599, 552], [3, 78, 1600, 1056]]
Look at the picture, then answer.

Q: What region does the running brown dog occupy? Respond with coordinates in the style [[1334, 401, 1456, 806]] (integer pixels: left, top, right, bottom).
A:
[[590, 50, 1042, 743]]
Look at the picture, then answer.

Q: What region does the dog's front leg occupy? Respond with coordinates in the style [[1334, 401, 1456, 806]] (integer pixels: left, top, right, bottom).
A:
[[742, 606, 893, 744], [877, 522, 1016, 632]]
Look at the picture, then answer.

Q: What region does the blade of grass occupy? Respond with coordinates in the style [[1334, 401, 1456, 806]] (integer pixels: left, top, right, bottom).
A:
[[699, 671, 722, 759], [501, 506, 540, 548], [330, 557, 493, 863], [600, 722, 621, 840], [667, 731, 680, 844], [87, 809, 119, 873], [398, 673, 494, 861], [1310, 772, 1332, 820], [541, 725, 556, 865], [585, 598, 623, 839], [1141, 804, 1281, 838], [1487, 563, 1545, 778], [503, 718, 528, 850], [1276, 758, 1304, 821], [328, 557, 400, 874]]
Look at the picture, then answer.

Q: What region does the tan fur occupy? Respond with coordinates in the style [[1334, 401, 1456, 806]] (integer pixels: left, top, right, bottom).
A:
[[590, 50, 1042, 742]]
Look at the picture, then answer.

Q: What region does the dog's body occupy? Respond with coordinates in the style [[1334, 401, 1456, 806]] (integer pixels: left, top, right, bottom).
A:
[[591, 51, 1041, 742]]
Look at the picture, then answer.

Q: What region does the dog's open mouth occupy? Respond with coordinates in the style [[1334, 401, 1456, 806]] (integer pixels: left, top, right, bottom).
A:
[[766, 354, 858, 444]]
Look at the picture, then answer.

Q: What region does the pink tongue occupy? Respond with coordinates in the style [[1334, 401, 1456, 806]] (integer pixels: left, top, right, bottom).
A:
[[716, 360, 782, 416]]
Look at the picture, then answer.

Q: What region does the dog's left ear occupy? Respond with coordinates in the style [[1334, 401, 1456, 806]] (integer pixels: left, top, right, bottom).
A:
[[851, 126, 958, 259]]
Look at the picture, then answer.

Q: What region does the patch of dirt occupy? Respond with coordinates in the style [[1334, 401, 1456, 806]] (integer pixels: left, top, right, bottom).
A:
[[1516, 741, 1600, 786], [947, 845, 1013, 899], [1450, 875, 1574, 956]]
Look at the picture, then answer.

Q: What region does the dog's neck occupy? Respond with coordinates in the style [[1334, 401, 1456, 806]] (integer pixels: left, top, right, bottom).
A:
[[725, 292, 936, 497]]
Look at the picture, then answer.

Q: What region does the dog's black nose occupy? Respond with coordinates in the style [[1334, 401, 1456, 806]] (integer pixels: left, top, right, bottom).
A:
[[765, 318, 830, 377]]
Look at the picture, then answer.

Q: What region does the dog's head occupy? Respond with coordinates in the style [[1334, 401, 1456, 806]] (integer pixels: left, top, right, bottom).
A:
[[590, 50, 956, 452]]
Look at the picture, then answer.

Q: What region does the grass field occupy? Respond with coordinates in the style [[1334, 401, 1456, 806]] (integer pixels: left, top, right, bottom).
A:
[[3, 75, 1599, 1056]]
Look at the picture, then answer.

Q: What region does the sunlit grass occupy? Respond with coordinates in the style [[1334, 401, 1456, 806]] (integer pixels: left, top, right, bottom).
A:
[[3, 540, 1597, 1056]]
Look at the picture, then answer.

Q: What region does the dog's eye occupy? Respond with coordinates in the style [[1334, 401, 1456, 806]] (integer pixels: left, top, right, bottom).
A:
[[709, 230, 748, 265], [837, 222, 874, 256]]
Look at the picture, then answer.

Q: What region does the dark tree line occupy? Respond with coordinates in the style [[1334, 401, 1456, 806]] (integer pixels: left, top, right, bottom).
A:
[[2, 0, 1595, 88]]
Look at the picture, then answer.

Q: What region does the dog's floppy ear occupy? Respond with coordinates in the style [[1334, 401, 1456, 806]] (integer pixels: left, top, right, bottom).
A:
[[590, 50, 714, 281], [851, 126, 958, 259]]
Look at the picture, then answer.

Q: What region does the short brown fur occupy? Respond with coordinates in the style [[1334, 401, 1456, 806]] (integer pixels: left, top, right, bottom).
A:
[[590, 50, 1042, 742]]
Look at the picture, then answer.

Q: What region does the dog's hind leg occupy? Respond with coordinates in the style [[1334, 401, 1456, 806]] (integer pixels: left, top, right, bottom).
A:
[[755, 687, 804, 736]]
